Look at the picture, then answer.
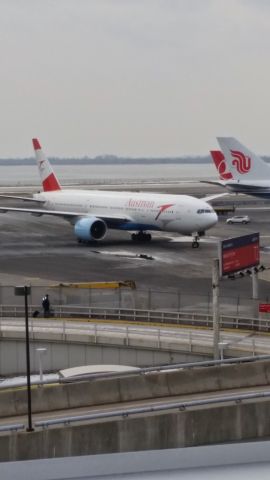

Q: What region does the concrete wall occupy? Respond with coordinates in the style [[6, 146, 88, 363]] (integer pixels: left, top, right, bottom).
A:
[[1, 359, 270, 418], [0, 338, 206, 376], [1, 400, 270, 461]]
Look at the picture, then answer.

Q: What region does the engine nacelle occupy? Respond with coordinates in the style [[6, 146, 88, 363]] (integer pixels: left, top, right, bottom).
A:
[[74, 217, 107, 241]]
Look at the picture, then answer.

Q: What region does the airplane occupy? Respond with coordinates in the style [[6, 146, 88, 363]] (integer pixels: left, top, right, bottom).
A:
[[208, 137, 270, 198], [0, 138, 220, 248]]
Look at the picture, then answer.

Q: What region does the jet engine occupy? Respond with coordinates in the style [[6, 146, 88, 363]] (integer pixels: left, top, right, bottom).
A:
[[74, 217, 107, 241]]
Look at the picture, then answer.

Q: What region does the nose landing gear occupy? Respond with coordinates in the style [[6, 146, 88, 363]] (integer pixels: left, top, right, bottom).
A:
[[131, 231, 152, 242], [192, 232, 203, 248], [192, 238, 200, 248]]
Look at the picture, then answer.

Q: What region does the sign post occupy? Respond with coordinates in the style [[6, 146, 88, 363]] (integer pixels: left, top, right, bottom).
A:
[[252, 269, 259, 300], [216, 233, 260, 359]]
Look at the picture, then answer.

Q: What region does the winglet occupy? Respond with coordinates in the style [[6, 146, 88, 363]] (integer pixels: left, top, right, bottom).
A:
[[32, 138, 61, 192]]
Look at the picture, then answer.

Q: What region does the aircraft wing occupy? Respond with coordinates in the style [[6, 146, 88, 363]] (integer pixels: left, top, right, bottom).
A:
[[202, 192, 231, 202], [199, 180, 227, 187], [0, 206, 132, 225], [0, 195, 45, 203]]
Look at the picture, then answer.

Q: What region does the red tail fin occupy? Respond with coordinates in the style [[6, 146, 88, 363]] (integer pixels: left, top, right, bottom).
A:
[[32, 138, 61, 192], [210, 150, 233, 180]]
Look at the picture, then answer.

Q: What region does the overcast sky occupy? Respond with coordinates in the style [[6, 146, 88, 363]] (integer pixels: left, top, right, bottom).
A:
[[0, 0, 269, 157]]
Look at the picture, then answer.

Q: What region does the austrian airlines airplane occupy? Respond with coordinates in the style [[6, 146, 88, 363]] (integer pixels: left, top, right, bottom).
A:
[[0, 139, 219, 247], [209, 137, 270, 198]]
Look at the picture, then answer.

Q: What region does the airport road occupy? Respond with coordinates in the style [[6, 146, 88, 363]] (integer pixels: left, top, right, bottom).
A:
[[0, 184, 269, 302]]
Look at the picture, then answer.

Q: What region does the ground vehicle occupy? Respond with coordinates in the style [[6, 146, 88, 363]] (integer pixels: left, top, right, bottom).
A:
[[226, 215, 250, 224]]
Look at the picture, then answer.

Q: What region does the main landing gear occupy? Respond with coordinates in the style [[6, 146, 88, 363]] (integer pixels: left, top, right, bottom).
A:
[[131, 231, 152, 242]]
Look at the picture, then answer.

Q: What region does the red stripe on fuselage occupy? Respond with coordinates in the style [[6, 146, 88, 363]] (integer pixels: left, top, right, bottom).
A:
[[155, 203, 174, 220], [42, 173, 61, 191]]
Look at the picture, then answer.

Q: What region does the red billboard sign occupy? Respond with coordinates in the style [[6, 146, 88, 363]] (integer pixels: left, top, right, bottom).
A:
[[259, 304, 270, 313], [219, 232, 260, 277]]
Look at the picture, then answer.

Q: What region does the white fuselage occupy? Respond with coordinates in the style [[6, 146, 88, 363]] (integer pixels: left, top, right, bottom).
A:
[[33, 189, 218, 235], [223, 180, 270, 198]]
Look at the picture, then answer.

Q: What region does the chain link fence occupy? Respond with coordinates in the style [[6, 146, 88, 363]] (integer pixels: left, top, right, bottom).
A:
[[0, 285, 268, 318]]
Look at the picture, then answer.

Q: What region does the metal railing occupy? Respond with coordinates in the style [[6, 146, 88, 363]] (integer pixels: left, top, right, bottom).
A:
[[0, 304, 269, 332], [0, 312, 268, 360], [35, 389, 270, 429], [3, 388, 270, 431], [0, 424, 25, 433]]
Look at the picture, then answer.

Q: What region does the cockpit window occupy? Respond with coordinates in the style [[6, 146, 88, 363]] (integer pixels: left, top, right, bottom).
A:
[[197, 209, 212, 214]]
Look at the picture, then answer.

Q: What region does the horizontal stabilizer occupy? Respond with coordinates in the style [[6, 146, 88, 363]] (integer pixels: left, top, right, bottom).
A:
[[0, 195, 45, 203]]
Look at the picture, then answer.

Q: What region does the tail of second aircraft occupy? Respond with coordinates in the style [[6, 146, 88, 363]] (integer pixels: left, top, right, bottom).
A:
[[32, 138, 61, 192], [217, 137, 270, 181], [210, 150, 233, 180]]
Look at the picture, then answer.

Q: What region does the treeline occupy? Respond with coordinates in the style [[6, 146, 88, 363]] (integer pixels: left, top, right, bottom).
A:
[[0, 156, 211, 165], [0, 155, 269, 166]]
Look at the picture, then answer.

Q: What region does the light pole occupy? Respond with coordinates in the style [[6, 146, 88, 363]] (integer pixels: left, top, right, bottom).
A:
[[14, 285, 33, 432], [36, 347, 47, 384], [218, 342, 228, 361], [212, 258, 220, 360]]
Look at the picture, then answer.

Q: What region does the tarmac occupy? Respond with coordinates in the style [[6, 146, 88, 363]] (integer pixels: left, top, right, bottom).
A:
[[0, 183, 269, 302]]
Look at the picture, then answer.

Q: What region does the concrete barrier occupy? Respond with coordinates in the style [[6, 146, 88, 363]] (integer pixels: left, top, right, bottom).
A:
[[1, 359, 270, 418], [1, 400, 270, 461]]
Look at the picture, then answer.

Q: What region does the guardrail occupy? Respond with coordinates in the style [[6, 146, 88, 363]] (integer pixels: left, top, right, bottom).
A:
[[0, 424, 25, 433], [35, 389, 270, 429], [0, 304, 269, 332], [3, 389, 270, 431]]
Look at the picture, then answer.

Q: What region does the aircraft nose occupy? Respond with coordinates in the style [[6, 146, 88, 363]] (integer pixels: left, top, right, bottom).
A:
[[208, 211, 218, 228], [196, 203, 218, 231], [199, 208, 218, 230]]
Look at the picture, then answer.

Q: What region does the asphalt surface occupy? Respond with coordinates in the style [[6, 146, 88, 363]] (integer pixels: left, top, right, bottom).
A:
[[0, 183, 269, 301]]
